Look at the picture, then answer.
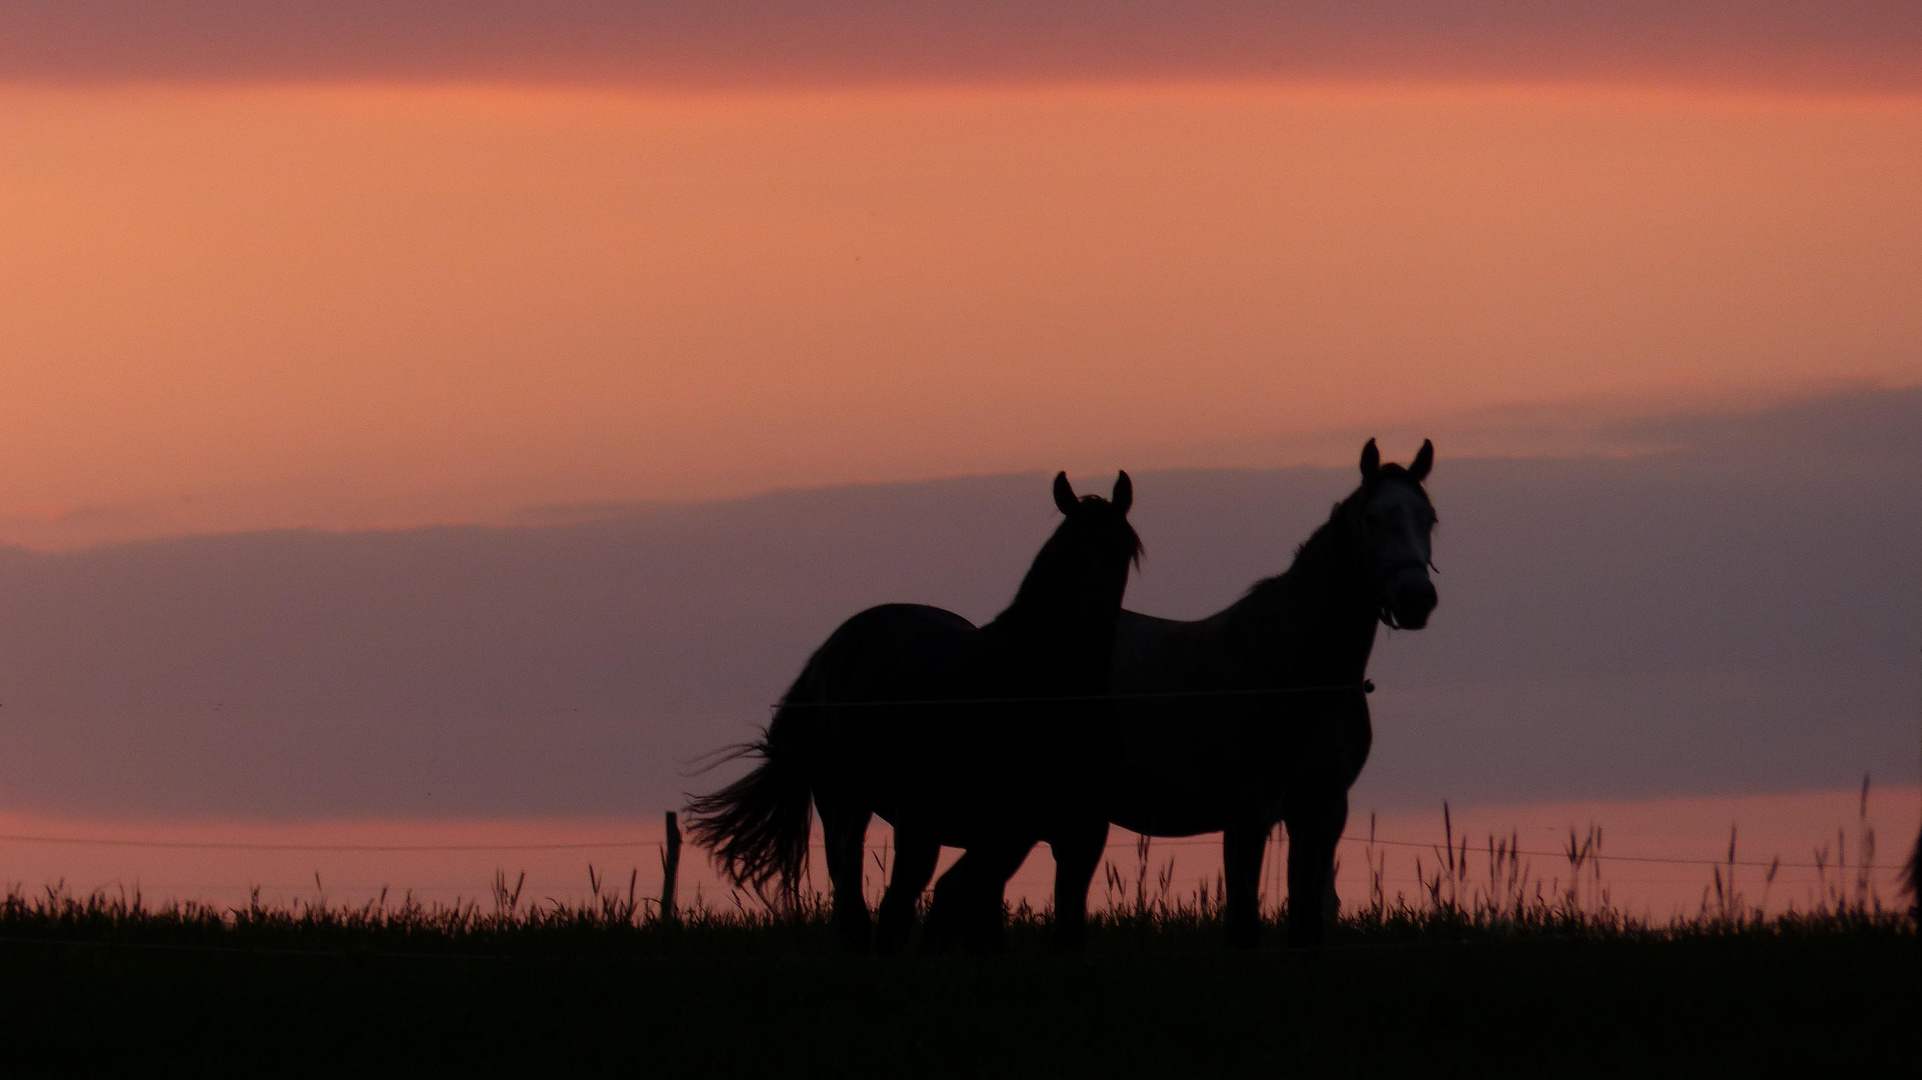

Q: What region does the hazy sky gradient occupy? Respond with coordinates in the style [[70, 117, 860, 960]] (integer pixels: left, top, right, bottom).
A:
[[4, 83, 1917, 546], [5, 2, 1920, 93], [1, 5, 1916, 841], [3, 9, 1918, 546], [0, 387, 1912, 818]]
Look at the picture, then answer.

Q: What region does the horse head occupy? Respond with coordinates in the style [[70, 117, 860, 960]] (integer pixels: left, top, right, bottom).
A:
[[1019, 471, 1142, 615], [1052, 468, 1141, 558], [1353, 438, 1438, 630]]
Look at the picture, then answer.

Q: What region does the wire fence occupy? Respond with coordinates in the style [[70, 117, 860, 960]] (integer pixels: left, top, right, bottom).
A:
[[0, 834, 651, 853], [772, 682, 1373, 711], [0, 825, 1904, 872]]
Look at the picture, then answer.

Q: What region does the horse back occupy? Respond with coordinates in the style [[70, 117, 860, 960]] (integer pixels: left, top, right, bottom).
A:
[[803, 603, 977, 705]]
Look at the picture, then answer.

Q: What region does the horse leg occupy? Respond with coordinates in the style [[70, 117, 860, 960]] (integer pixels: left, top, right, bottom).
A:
[[925, 840, 1033, 954], [1221, 824, 1268, 950], [819, 801, 873, 953], [1049, 820, 1109, 951], [922, 848, 980, 953], [874, 828, 939, 956], [1285, 793, 1349, 952], [959, 839, 1035, 954]]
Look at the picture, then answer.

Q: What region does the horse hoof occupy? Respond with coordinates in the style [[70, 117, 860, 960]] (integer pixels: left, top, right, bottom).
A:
[[1283, 929, 1326, 957], [1224, 927, 1260, 952], [920, 919, 958, 954], [873, 920, 913, 957], [834, 921, 873, 955], [961, 932, 1008, 956]]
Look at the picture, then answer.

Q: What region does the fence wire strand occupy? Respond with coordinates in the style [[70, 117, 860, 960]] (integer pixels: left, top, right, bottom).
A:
[[0, 828, 1902, 871], [771, 682, 1372, 711]]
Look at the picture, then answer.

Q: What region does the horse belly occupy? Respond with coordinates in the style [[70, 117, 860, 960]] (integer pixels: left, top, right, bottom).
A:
[[1105, 709, 1265, 836], [825, 698, 1085, 847]]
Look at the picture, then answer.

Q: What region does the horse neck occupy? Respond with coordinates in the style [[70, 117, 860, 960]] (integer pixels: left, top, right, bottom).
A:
[[989, 575, 1124, 657], [1222, 500, 1379, 682], [985, 546, 1126, 690], [996, 521, 1123, 635]]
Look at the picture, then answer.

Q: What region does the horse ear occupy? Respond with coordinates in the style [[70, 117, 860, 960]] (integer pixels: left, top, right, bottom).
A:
[[1053, 471, 1077, 514], [1409, 439, 1433, 482], [1360, 439, 1380, 482], [1112, 471, 1133, 514]]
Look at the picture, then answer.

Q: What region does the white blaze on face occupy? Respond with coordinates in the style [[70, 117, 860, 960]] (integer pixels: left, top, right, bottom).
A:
[[1365, 478, 1437, 627], [1367, 479, 1434, 572]]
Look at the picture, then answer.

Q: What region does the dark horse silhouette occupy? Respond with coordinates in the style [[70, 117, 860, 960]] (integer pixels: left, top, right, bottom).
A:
[[924, 439, 1437, 951], [686, 472, 1141, 951], [1110, 438, 1437, 949]]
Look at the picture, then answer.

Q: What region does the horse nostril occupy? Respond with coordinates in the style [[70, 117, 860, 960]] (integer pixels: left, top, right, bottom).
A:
[[1408, 580, 1437, 610], [1391, 578, 1437, 626]]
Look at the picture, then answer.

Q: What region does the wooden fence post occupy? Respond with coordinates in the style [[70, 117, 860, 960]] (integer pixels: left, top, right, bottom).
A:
[[661, 810, 682, 923]]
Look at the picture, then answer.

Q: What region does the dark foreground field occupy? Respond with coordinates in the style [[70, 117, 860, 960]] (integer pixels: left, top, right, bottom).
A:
[[0, 888, 1912, 1076]]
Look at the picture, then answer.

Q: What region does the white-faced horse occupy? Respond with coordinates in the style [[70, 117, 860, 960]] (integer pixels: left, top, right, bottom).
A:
[[1109, 438, 1437, 948]]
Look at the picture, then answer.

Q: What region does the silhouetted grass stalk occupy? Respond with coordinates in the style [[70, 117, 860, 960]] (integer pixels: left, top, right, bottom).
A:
[[3, 790, 1913, 954]]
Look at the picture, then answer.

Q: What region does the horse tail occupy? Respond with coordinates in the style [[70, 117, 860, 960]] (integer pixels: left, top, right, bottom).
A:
[[685, 660, 823, 905]]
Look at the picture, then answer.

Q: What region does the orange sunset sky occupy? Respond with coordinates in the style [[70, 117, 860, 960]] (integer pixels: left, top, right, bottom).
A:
[[0, 4, 1917, 915], [2, 3, 1919, 548]]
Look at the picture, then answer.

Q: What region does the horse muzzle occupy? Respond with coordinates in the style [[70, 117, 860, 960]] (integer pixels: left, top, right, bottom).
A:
[[1382, 571, 1437, 630]]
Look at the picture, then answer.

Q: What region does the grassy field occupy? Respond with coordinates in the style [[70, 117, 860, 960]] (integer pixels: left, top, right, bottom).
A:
[[0, 870, 1912, 1076]]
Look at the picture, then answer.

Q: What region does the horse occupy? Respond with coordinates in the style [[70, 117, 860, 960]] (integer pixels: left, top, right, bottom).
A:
[[1110, 438, 1437, 949], [686, 471, 1141, 952], [923, 438, 1437, 951]]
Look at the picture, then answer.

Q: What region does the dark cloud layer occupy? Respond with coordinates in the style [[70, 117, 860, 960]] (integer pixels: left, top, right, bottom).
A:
[[0, 385, 1913, 818], [5, 1, 1920, 92]]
